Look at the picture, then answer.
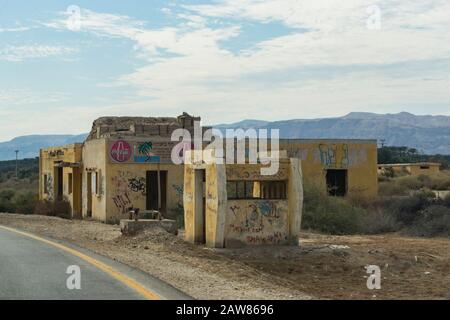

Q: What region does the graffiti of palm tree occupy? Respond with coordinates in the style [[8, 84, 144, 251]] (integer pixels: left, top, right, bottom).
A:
[[138, 141, 153, 161]]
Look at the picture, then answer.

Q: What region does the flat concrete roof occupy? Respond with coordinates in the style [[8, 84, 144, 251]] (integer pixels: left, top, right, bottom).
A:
[[378, 162, 441, 167], [40, 143, 83, 151], [280, 138, 378, 144]]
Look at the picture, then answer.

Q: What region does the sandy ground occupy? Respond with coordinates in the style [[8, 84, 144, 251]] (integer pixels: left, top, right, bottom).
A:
[[1, 213, 449, 300]]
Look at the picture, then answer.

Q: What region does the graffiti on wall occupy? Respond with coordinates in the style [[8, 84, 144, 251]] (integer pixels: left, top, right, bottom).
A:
[[246, 232, 286, 245], [226, 166, 288, 180], [256, 201, 280, 219], [111, 171, 147, 214], [45, 174, 54, 200], [319, 144, 349, 168], [128, 177, 146, 195], [226, 200, 287, 244], [229, 204, 240, 217], [172, 184, 184, 208], [111, 171, 146, 195], [172, 184, 183, 196], [112, 193, 132, 214]]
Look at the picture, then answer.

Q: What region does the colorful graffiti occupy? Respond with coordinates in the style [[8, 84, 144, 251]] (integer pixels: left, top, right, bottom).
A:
[[172, 184, 184, 207], [172, 184, 183, 196], [226, 200, 287, 244], [319, 144, 349, 168], [257, 201, 280, 219], [244, 204, 259, 228]]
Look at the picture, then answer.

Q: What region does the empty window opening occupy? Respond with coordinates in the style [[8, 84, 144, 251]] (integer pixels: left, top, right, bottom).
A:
[[227, 181, 287, 200], [87, 172, 92, 217], [43, 174, 48, 194], [56, 167, 63, 200], [68, 173, 73, 194], [326, 169, 347, 197], [92, 171, 99, 195]]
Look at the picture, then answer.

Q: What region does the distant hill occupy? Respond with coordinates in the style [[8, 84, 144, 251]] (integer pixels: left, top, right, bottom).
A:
[[0, 134, 88, 160], [1, 112, 449, 159], [215, 112, 450, 155]]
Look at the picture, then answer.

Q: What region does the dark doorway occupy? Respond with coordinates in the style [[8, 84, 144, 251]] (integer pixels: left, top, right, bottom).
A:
[[56, 167, 63, 201], [326, 169, 347, 197], [194, 169, 206, 244], [86, 172, 92, 217], [146, 170, 167, 213]]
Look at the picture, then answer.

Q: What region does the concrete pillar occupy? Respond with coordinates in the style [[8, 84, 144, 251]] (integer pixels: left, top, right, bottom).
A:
[[288, 158, 303, 244], [205, 162, 226, 248]]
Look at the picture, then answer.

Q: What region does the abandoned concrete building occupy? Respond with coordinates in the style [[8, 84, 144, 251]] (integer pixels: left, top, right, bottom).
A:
[[183, 150, 303, 247], [378, 162, 441, 176], [39, 113, 378, 246]]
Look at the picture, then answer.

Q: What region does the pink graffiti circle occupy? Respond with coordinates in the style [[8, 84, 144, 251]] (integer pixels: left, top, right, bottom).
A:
[[110, 140, 132, 162]]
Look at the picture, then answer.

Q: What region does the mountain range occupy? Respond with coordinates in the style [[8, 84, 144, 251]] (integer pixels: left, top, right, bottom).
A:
[[0, 134, 88, 161], [0, 112, 449, 160], [215, 112, 450, 155]]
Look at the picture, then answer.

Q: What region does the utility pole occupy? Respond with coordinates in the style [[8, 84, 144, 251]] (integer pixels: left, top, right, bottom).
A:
[[15, 150, 19, 178]]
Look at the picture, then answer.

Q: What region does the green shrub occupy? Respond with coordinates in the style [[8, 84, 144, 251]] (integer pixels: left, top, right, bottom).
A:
[[397, 176, 423, 190], [405, 205, 450, 237], [14, 191, 38, 214], [359, 208, 400, 234], [302, 183, 364, 235], [442, 195, 450, 208], [302, 180, 450, 237], [0, 189, 16, 212], [34, 199, 72, 219], [378, 181, 408, 196], [384, 193, 432, 226]]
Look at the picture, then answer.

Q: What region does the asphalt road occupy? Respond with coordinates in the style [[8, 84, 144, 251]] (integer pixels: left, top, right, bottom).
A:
[[0, 226, 189, 300]]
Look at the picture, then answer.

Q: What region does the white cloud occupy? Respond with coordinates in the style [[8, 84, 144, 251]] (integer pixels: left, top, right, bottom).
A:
[[0, 26, 30, 32], [0, 89, 70, 105], [35, 1, 450, 127], [0, 45, 77, 62]]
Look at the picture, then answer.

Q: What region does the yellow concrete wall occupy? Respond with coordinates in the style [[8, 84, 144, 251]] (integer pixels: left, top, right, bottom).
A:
[[39, 144, 83, 217], [280, 139, 378, 197], [105, 162, 184, 223], [408, 164, 440, 176], [226, 199, 289, 245], [379, 164, 441, 176], [204, 161, 227, 248], [82, 137, 185, 223], [183, 164, 197, 244], [82, 139, 107, 221], [224, 161, 297, 246]]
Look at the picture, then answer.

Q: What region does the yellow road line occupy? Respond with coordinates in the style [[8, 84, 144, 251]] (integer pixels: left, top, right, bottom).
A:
[[0, 225, 161, 300]]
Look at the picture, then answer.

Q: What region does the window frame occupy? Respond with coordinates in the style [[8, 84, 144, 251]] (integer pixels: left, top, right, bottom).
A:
[[226, 180, 287, 200]]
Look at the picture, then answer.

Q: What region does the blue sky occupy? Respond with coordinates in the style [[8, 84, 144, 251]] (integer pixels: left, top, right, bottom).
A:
[[0, 0, 449, 141]]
